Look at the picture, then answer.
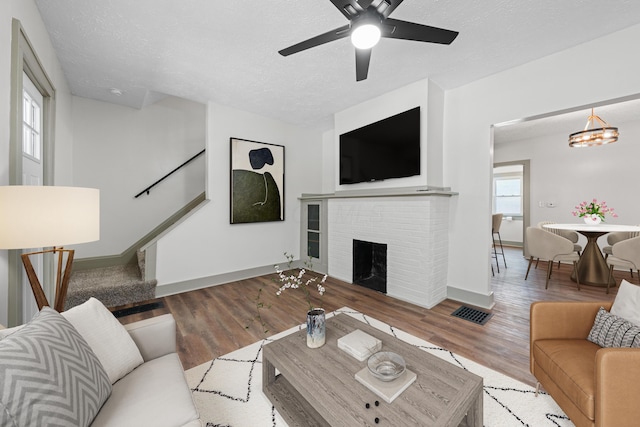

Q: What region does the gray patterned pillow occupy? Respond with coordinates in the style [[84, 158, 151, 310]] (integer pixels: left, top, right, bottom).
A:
[[588, 307, 640, 348], [0, 307, 112, 426]]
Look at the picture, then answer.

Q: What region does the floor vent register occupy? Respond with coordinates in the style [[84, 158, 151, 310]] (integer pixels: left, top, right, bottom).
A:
[[112, 301, 165, 318], [451, 305, 493, 325]]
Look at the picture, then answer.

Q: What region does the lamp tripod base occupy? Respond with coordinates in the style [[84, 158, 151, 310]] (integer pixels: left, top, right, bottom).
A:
[[21, 247, 75, 312]]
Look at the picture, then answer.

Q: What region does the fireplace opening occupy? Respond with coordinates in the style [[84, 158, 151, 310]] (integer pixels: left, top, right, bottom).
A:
[[352, 239, 387, 293]]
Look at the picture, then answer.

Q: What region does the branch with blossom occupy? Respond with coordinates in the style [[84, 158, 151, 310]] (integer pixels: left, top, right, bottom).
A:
[[274, 265, 327, 311], [572, 198, 618, 222], [247, 252, 328, 334]]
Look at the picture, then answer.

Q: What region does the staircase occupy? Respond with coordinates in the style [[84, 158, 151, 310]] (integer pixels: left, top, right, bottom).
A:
[[63, 149, 207, 310], [65, 250, 157, 310], [64, 192, 207, 310]]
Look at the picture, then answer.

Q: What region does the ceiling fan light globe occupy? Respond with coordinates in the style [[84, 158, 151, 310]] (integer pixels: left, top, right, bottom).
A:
[[351, 24, 381, 49]]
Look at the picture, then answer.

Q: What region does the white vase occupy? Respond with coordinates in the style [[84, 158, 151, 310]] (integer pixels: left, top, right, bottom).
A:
[[306, 308, 326, 348], [583, 214, 602, 225]]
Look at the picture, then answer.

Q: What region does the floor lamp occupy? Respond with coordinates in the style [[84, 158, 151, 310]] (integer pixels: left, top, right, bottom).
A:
[[0, 186, 99, 312]]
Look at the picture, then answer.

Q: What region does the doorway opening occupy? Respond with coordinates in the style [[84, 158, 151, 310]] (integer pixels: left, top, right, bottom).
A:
[[7, 19, 57, 326], [492, 161, 529, 250]]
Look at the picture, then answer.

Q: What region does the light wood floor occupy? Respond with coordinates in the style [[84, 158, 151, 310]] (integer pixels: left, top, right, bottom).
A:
[[119, 247, 627, 386]]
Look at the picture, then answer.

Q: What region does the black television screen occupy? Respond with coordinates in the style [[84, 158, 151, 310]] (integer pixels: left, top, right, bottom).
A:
[[339, 107, 420, 185]]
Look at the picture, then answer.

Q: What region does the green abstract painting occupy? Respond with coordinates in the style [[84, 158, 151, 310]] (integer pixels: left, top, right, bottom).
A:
[[230, 138, 284, 224]]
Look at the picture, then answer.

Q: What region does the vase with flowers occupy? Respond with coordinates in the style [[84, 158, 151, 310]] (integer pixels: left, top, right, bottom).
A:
[[250, 252, 328, 348], [572, 199, 618, 225]]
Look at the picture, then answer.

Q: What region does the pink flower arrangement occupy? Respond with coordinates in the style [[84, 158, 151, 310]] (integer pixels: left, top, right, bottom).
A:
[[572, 199, 618, 222]]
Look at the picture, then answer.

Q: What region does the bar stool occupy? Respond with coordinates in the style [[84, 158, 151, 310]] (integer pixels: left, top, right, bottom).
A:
[[492, 213, 506, 271]]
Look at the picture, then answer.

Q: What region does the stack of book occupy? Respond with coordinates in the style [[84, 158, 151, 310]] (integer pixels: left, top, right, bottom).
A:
[[337, 329, 382, 361]]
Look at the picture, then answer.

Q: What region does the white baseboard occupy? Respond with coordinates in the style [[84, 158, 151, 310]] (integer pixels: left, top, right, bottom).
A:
[[446, 286, 495, 310], [154, 260, 306, 298]]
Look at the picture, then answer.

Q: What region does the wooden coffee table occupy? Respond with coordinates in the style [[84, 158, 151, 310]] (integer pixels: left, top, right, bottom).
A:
[[263, 314, 483, 426]]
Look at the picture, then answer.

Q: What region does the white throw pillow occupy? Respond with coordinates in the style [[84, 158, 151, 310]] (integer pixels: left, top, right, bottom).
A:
[[611, 279, 640, 326], [62, 297, 144, 384]]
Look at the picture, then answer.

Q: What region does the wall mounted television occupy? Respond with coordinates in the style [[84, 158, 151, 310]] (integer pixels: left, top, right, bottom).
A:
[[339, 107, 420, 185]]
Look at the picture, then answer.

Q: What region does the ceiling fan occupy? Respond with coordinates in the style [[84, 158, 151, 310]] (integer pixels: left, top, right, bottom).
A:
[[278, 0, 459, 81]]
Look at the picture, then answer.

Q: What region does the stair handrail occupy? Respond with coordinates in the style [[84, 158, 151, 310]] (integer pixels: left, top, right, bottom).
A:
[[134, 149, 205, 198]]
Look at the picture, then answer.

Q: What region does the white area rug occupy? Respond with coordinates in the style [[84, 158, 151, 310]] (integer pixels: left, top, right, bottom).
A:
[[186, 307, 573, 426]]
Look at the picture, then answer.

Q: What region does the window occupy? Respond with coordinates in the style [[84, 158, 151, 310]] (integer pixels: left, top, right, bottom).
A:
[[22, 88, 41, 161], [307, 204, 320, 259], [494, 175, 522, 216]]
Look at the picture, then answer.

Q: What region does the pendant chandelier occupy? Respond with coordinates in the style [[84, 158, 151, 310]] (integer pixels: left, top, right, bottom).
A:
[[568, 108, 619, 147]]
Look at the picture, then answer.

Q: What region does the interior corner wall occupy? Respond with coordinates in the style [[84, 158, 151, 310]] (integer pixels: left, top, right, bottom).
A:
[[495, 120, 640, 248], [426, 80, 445, 187], [0, 0, 74, 325], [443, 23, 640, 307], [153, 102, 323, 287], [321, 129, 335, 194], [71, 96, 206, 259], [333, 79, 430, 192]]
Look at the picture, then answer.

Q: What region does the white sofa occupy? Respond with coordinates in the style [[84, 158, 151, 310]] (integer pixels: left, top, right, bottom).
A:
[[92, 313, 201, 427], [0, 305, 200, 427]]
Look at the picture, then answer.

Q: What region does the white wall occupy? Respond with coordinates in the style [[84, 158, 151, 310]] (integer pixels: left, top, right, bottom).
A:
[[444, 24, 640, 307], [426, 80, 445, 187], [0, 0, 74, 325], [498, 217, 523, 245], [71, 96, 206, 258], [321, 129, 335, 193], [154, 102, 323, 287], [495, 120, 640, 249]]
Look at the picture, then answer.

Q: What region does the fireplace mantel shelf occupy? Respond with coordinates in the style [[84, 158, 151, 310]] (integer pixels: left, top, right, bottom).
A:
[[299, 186, 458, 201]]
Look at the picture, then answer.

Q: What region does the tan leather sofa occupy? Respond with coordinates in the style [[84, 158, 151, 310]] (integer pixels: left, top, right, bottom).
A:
[[530, 301, 640, 427]]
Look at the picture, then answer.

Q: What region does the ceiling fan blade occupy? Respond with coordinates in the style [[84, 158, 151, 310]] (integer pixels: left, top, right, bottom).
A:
[[382, 18, 458, 44], [279, 24, 351, 56], [355, 48, 372, 81]]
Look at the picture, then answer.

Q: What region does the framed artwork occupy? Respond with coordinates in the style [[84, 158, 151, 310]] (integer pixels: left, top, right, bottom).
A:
[[230, 138, 285, 224]]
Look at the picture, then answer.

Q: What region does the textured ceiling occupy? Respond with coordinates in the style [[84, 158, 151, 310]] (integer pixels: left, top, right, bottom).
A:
[[34, 0, 640, 132]]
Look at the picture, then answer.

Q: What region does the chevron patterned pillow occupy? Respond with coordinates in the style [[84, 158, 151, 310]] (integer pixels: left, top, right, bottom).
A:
[[588, 306, 640, 348], [0, 307, 112, 426]]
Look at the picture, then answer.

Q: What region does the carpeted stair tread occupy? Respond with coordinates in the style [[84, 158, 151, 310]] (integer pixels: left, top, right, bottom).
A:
[[136, 250, 147, 280], [66, 263, 156, 310]]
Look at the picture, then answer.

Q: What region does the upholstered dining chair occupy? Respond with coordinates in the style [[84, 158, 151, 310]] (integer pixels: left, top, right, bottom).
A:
[[492, 213, 506, 272], [525, 226, 581, 290], [536, 221, 582, 269], [603, 228, 640, 278], [606, 235, 640, 293], [538, 221, 582, 253]]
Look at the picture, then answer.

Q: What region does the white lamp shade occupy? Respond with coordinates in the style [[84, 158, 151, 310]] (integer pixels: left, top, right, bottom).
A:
[[0, 186, 100, 249]]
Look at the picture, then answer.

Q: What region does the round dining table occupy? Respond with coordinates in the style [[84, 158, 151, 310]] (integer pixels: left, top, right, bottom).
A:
[[543, 223, 640, 287]]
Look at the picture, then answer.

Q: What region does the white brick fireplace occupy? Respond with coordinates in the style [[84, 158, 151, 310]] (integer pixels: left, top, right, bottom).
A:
[[326, 191, 453, 309]]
